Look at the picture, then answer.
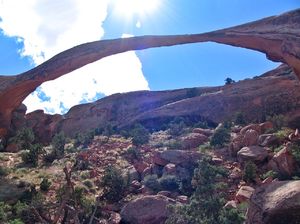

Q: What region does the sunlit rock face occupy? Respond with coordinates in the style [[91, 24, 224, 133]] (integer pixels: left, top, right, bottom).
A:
[[1, 9, 300, 140]]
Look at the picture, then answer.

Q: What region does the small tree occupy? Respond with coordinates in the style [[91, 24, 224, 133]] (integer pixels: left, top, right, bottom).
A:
[[130, 124, 150, 146], [40, 178, 51, 192], [99, 165, 127, 203], [234, 112, 246, 125], [11, 128, 35, 150], [243, 161, 257, 183], [210, 127, 230, 147], [225, 77, 235, 85], [51, 132, 66, 157], [21, 144, 42, 167]]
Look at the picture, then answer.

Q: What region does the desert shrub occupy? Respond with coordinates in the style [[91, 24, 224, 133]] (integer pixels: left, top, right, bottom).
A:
[[168, 117, 186, 136], [0, 166, 10, 176], [99, 165, 127, 203], [40, 178, 51, 192], [143, 174, 161, 193], [8, 219, 24, 224], [243, 161, 257, 183], [225, 77, 235, 85], [159, 175, 179, 191], [51, 132, 66, 157], [210, 127, 230, 147], [219, 207, 245, 224], [123, 146, 141, 161], [193, 121, 209, 129], [165, 156, 243, 224], [274, 128, 292, 142], [83, 180, 94, 189], [289, 143, 300, 166], [267, 114, 286, 130], [11, 128, 35, 150], [74, 131, 94, 147], [186, 88, 198, 98], [21, 144, 42, 167], [130, 124, 150, 146], [234, 112, 246, 125], [260, 170, 278, 180], [0, 201, 11, 222]]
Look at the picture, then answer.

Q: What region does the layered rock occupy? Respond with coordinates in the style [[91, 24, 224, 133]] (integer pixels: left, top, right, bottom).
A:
[[1, 9, 300, 139]]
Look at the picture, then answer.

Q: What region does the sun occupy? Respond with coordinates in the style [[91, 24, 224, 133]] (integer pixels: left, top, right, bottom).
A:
[[113, 0, 159, 18]]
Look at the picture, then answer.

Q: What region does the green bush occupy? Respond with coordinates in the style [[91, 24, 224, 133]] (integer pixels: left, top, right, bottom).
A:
[[0, 166, 10, 176], [168, 117, 186, 136], [267, 114, 286, 130], [21, 144, 42, 167], [260, 170, 278, 180], [159, 175, 179, 191], [99, 165, 127, 202], [123, 146, 141, 161], [193, 121, 209, 129], [165, 156, 241, 224], [186, 88, 198, 98], [51, 132, 66, 157], [83, 180, 94, 189], [143, 175, 161, 193], [243, 161, 257, 183], [210, 127, 230, 147], [74, 131, 94, 147], [130, 124, 150, 146], [234, 112, 246, 125], [11, 128, 35, 150], [40, 178, 51, 192], [225, 77, 235, 85]]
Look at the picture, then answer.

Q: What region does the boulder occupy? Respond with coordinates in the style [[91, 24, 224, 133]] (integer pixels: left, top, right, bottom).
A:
[[240, 124, 261, 135], [126, 166, 140, 182], [5, 143, 19, 153], [180, 133, 208, 149], [268, 147, 298, 177], [133, 160, 149, 174], [237, 146, 268, 163], [108, 212, 121, 224], [242, 129, 259, 146], [246, 181, 300, 224], [192, 128, 214, 136], [229, 134, 244, 156], [156, 150, 201, 166], [163, 163, 176, 175], [224, 200, 238, 209], [120, 195, 175, 224], [258, 134, 278, 147], [176, 195, 188, 204], [235, 186, 254, 203], [259, 121, 273, 133]]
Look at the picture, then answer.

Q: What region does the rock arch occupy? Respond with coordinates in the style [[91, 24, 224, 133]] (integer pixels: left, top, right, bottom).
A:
[[0, 9, 300, 137]]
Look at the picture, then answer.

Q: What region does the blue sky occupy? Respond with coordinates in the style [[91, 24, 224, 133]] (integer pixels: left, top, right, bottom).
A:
[[0, 0, 299, 114]]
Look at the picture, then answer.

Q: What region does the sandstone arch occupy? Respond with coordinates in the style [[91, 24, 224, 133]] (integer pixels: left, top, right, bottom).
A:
[[0, 9, 300, 137]]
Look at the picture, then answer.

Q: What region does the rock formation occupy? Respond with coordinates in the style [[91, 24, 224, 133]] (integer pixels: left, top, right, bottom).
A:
[[1, 9, 300, 139]]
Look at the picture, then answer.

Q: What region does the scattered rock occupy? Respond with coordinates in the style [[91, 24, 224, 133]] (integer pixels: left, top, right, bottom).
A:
[[235, 186, 254, 203], [120, 195, 175, 224], [108, 212, 121, 224], [237, 146, 268, 163], [246, 181, 300, 224]]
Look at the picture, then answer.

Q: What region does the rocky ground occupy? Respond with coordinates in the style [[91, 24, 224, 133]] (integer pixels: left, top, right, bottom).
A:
[[1, 118, 300, 223]]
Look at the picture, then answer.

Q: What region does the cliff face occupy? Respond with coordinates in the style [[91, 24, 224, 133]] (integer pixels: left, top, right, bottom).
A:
[[23, 64, 300, 141], [1, 9, 300, 139]]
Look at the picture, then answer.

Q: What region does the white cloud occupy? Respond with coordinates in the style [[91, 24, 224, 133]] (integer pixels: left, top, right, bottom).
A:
[[0, 0, 149, 114]]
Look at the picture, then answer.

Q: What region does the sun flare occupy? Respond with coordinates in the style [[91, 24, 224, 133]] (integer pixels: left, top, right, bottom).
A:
[[113, 0, 159, 18]]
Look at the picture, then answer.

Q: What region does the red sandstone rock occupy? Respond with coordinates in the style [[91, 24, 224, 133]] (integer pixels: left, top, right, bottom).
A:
[[180, 133, 208, 149], [235, 186, 255, 203], [120, 195, 175, 224]]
